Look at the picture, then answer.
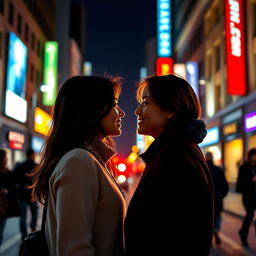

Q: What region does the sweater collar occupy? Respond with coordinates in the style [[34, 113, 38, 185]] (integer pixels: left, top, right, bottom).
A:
[[83, 137, 116, 165]]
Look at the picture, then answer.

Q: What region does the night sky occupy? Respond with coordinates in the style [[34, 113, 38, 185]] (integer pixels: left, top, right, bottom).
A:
[[75, 0, 157, 157]]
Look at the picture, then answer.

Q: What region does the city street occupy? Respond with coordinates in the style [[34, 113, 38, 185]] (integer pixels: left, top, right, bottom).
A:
[[0, 211, 255, 256]]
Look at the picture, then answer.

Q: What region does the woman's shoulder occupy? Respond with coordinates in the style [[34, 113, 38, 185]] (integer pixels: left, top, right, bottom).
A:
[[54, 148, 99, 173]]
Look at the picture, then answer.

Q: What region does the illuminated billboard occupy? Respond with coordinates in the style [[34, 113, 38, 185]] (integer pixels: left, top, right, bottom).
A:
[[225, 0, 246, 95], [43, 42, 58, 106], [156, 57, 173, 76], [5, 32, 28, 123], [34, 107, 52, 136], [157, 0, 171, 57], [6, 32, 27, 98]]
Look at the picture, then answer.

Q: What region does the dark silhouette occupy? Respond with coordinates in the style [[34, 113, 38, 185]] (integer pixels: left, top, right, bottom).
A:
[[236, 148, 256, 247], [125, 75, 214, 256], [0, 149, 20, 247], [14, 148, 38, 239], [205, 151, 229, 246]]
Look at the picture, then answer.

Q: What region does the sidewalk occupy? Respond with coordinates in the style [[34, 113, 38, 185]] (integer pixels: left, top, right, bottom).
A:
[[223, 189, 246, 218]]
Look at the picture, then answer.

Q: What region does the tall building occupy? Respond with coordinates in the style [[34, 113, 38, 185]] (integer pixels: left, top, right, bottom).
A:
[[0, 0, 56, 167]]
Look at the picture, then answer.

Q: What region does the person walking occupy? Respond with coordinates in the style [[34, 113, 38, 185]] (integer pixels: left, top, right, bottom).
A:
[[14, 148, 38, 239], [205, 151, 229, 246], [30, 76, 126, 255], [236, 148, 256, 247], [125, 74, 214, 256], [0, 149, 20, 248]]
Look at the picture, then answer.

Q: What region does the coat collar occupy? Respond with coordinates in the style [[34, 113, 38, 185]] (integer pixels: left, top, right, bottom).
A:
[[83, 137, 116, 166], [140, 118, 207, 164]]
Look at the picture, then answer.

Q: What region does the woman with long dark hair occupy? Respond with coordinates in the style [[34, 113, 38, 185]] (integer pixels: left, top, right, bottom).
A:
[[31, 76, 126, 256], [125, 74, 214, 256]]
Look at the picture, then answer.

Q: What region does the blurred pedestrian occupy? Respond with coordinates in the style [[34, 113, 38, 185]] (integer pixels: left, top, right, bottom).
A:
[[0, 149, 20, 248], [30, 76, 126, 255], [205, 151, 229, 246], [14, 148, 38, 239], [125, 74, 214, 256], [236, 148, 256, 247]]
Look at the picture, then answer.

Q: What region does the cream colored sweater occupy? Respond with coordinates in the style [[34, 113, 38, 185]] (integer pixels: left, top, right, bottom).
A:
[[45, 139, 126, 256]]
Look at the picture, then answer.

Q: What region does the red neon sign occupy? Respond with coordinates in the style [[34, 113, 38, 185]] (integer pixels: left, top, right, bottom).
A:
[[225, 0, 246, 95], [156, 58, 173, 76]]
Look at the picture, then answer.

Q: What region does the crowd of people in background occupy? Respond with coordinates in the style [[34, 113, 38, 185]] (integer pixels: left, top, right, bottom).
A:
[[0, 74, 255, 255]]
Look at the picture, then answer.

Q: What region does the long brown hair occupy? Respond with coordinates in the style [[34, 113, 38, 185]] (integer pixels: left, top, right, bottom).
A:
[[31, 75, 122, 203]]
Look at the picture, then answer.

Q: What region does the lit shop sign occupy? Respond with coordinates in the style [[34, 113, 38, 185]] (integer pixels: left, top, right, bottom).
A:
[[225, 0, 246, 95], [5, 32, 28, 123], [156, 57, 173, 76], [244, 112, 256, 133], [173, 64, 186, 78], [157, 0, 171, 57], [34, 107, 52, 136], [43, 42, 58, 106], [186, 61, 198, 96], [223, 122, 238, 136], [8, 131, 25, 150], [200, 127, 219, 147]]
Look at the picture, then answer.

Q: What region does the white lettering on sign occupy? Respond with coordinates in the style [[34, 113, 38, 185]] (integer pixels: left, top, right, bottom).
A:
[[8, 131, 25, 144], [158, 0, 171, 57], [229, 0, 241, 57]]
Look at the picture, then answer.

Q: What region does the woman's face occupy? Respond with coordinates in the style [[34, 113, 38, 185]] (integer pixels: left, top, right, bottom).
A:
[[101, 98, 125, 137], [135, 87, 172, 138]]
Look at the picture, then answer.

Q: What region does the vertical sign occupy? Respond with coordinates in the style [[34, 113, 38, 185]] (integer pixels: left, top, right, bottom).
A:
[[157, 0, 171, 57], [156, 58, 173, 76], [186, 61, 199, 95], [43, 42, 58, 106], [225, 0, 246, 95]]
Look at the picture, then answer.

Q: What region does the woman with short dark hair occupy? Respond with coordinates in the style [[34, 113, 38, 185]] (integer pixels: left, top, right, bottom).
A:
[[125, 74, 214, 256]]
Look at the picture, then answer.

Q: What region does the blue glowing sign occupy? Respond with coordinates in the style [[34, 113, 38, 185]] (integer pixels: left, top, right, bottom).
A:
[[6, 32, 28, 98], [186, 61, 199, 96], [200, 126, 220, 147], [157, 0, 171, 57]]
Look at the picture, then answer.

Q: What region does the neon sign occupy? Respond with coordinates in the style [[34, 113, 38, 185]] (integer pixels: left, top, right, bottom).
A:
[[43, 42, 58, 106], [156, 58, 173, 76], [157, 0, 171, 57], [225, 0, 246, 95]]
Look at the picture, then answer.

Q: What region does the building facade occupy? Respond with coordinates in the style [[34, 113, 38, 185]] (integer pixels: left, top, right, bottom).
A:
[[172, 0, 256, 184]]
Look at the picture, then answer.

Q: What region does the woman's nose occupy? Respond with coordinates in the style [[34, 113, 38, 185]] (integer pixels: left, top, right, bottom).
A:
[[119, 107, 125, 117], [134, 105, 141, 116]]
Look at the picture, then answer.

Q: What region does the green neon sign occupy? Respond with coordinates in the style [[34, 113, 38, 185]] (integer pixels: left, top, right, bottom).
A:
[[43, 41, 58, 106]]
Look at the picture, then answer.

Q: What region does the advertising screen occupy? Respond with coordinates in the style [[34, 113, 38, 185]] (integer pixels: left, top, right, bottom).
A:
[[6, 32, 28, 98], [5, 32, 28, 123]]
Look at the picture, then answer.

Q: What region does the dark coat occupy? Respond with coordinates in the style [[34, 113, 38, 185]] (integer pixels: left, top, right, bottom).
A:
[[125, 123, 214, 256], [206, 161, 229, 216], [0, 171, 20, 217], [236, 162, 256, 208], [14, 159, 37, 201]]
